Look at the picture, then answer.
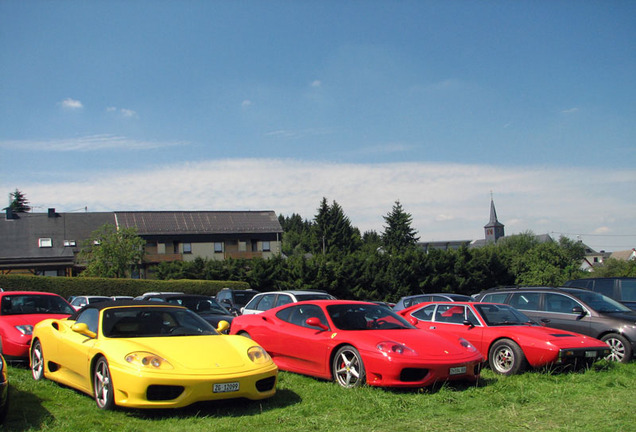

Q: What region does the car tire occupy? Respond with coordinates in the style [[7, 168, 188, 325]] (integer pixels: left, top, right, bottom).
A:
[[238, 331, 252, 339], [31, 339, 44, 381], [601, 333, 632, 363], [332, 345, 366, 388], [94, 357, 115, 410], [489, 339, 527, 375]]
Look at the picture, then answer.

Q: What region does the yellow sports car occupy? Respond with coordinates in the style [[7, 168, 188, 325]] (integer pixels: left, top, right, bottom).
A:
[[29, 301, 278, 409]]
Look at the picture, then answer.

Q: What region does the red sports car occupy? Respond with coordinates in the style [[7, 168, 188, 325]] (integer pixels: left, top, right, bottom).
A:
[[398, 302, 611, 375], [0, 291, 74, 360], [230, 300, 483, 388]]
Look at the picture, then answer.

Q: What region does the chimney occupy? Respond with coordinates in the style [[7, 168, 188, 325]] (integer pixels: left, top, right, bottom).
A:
[[5, 207, 17, 220], [48, 208, 56, 218]]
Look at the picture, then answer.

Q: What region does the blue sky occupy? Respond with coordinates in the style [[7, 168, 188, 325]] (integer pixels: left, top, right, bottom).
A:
[[1, 1, 635, 252]]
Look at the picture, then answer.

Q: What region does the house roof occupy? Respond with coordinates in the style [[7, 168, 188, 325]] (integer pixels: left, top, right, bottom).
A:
[[0, 211, 114, 263], [114, 211, 282, 235]]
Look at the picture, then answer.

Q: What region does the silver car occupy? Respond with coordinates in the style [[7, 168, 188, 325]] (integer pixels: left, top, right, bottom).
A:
[[241, 290, 335, 315]]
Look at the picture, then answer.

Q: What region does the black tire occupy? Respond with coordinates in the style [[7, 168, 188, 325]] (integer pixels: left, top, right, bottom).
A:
[[93, 357, 115, 410], [601, 333, 632, 363], [31, 339, 44, 381], [238, 331, 252, 339], [489, 339, 527, 375], [332, 345, 366, 388]]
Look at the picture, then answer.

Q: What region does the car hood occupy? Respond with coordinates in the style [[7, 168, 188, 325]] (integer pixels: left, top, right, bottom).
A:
[[509, 325, 608, 347], [1, 313, 71, 327], [108, 334, 262, 372], [350, 329, 479, 358]]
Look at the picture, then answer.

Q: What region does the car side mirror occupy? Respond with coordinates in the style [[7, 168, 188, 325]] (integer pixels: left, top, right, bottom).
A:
[[306, 317, 328, 331], [216, 320, 230, 333], [71, 322, 96, 339], [572, 306, 586, 316], [408, 317, 419, 326], [463, 319, 475, 328]]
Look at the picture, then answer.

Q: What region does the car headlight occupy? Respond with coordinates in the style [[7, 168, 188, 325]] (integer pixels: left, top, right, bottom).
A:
[[15, 325, 33, 335], [247, 346, 271, 364], [458, 338, 478, 353], [125, 352, 174, 370], [377, 341, 418, 356]]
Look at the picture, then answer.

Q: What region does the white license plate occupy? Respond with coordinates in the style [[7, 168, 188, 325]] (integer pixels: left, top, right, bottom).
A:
[[213, 382, 239, 393], [585, 351, 598, 358], [449, 366, 466, 375]]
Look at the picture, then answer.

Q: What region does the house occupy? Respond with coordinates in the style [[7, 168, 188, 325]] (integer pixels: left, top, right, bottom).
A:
[[610, 249, 636, 262], [0, 208, 283, 278]]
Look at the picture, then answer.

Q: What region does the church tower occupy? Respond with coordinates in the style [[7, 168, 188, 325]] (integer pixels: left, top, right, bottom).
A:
[[484, 195, 505, 243]]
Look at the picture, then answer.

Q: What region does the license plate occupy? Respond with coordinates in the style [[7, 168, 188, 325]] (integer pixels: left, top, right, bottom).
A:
[[214, 382, 239, 393], [585, 351, 598, 358], [450, 366, 466, 375]]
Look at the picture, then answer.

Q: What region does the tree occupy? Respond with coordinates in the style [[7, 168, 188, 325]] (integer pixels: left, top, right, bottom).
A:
[[381, 200, 419, 254], [9, 189, 31, 212], [78, 224, 145, 278]]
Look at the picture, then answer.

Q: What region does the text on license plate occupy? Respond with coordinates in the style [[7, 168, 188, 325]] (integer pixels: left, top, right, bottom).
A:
[[585, 351, 598, 358], [449, 366, 466, 375], [214, 382, 240, 393]]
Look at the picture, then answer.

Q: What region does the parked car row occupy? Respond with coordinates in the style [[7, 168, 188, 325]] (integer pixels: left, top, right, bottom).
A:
[[0, 284, 632, 416]]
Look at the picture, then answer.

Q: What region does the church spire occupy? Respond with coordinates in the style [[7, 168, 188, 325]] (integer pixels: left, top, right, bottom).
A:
[[484, 194, 504, 243]]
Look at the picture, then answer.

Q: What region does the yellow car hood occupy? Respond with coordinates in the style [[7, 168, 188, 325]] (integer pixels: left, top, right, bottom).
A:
[[109, 335, 260, 372]]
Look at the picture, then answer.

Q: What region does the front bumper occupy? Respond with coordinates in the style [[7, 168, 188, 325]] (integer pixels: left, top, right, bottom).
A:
[[108, 362, 278, 408]]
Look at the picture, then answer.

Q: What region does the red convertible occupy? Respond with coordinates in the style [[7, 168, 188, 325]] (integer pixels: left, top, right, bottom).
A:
[[230, 300, 483, 388], [398, 302, 611, 375]]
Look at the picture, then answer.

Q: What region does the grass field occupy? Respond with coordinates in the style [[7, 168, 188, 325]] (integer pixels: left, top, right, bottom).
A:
[[3, 361, 635, 432]]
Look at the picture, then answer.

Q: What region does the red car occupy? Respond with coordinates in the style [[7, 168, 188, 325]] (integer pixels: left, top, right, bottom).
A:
[[0, 291, 74, 360], [398, 302, 611, 375], [230, 300, 483, 388]]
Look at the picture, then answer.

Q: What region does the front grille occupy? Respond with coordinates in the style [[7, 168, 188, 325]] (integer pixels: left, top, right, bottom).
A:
[[146, 385, 184, 401], [255, 376, 276, 392], [400, 368, 429, 382]]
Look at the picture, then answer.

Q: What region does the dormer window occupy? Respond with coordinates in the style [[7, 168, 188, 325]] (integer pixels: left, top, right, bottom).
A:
[[38, 238, 52, 248], [64, 240, 77, 247]]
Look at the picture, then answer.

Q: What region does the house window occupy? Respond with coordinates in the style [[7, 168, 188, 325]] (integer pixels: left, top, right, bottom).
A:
[[214, 242, 223, 253], [38, 238, 52, 248], [239, 241, 247, 252], [63, 240, 76, 247], [262, 241, 271, 252], [183, 242, 192, 254]]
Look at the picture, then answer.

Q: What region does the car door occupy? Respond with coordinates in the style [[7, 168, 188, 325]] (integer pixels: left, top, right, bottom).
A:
[[539, 293, 592, 336], [270, 304, 332, 377]]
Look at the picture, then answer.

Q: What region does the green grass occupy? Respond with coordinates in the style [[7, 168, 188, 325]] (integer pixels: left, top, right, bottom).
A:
[[4, 361, 635, 432]]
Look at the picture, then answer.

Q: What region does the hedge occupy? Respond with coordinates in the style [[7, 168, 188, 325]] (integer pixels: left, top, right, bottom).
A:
[[0, 275, 250, 300]]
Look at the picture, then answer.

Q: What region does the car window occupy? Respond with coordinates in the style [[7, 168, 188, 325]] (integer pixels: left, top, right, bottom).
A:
[[71, 297, 87, 307], [434, 305, 466, 324], [566, 290, 631, 313], [411, 304, 436, 321], [294, 293, 334, 302], [480, 293, 509, 304], [275, 294, 293, 307], [255, 294, 277, 311], [475, 304, 532, 326], [327, 304, 414, 331], [283, 305, 329, 329], [0, 294, 74, 315], [594, 279, 615, 297], [509, 292, 540, 311], [544, 293, 580, 314], [76, 308, 99, 334], [621, 280, 636, 302], [103, 307, 216, 337]]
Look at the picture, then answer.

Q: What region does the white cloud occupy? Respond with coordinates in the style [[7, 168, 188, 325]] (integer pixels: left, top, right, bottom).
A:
[[311, 80, 322, 87], [17, 159, 636, 251], [106, 107, 138, 118], [561, 107, 579, 114], [241, 100, 253, 108], [60, 98, 83, 110], [0, 135, 187, 151]]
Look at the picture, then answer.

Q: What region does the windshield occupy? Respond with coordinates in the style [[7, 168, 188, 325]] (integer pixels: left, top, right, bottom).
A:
[[564, 289, 632, 313], [1, 294, 74, 316], [327, 304, 414, 330], [474, 304, 535, 326], [103, 307, 217, 338], [295, 293, 335, 301]]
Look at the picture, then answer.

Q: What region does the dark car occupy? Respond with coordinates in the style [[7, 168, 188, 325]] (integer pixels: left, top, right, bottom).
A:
[[215, 288, 259, 315], [136, 293, 234, 329], [564, 277, 636, 310], [393, 293, 473, 312], [475, 286, 636, 363]]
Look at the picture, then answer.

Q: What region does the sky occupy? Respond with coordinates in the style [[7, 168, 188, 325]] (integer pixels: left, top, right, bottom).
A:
[[1, 1, 635, 252]]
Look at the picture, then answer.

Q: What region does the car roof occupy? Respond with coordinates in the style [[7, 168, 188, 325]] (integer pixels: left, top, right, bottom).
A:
[[254, 290, 330, 295], [0, 291, 65, 297]]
